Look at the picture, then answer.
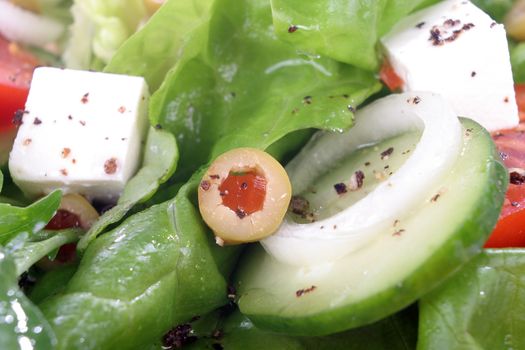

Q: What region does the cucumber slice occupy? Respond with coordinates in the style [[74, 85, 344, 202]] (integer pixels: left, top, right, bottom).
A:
[[234, 118, 507, 335]]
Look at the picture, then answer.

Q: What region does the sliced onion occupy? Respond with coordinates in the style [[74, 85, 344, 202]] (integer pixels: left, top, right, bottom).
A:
[[0, 1, 64, 47], [261, 92, 463, 266]]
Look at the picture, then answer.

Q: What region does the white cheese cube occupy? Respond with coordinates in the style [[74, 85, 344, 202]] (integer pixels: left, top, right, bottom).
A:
[[9, 67, 149, 201], [381, 0, 518, 131]]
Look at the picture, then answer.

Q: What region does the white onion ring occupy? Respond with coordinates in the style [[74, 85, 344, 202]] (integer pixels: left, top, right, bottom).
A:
[[0, 1, 64, 47], [261, 92, 463, 266]]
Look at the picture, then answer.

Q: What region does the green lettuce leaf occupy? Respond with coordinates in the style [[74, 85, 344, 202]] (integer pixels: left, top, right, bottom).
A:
[[269, 0, 438, 70], [0, 190, 61, 245], [511, 42, 525, 84], [77, 127, 178, 251], [471, 0, 513, 22], [29, 264, 78, 304], [418, 249, 525, 349], [147, 0, 380, 180], [11, 229, 81, 275], [40, 191, 237, 349], [105, 0, 216, 91], [0, 248, 56, 349], [63, 0, 147, 69]]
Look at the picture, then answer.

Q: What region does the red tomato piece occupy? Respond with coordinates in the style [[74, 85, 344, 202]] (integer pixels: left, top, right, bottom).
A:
[[44, 209, 82, 264], [45, 209, 82, 230], [0, 35, 38, 132], [487, 87, 525, 247], [379, 60, 404, 91], [485, 183, 525, 248]]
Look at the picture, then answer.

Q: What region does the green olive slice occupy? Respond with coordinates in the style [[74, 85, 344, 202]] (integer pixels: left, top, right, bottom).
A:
[[198, 148, 291, 245]]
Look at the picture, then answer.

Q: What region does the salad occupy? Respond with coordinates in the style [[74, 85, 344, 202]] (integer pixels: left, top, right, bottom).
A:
[[0, 0, 524, 349]]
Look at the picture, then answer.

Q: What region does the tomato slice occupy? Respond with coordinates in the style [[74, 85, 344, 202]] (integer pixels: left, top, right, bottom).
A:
[[0, 35, 38, 132], [486, 85, 525, 247], [44, 210, 82, 264], [379, 60, 404, 91], [45, 209, 82, 230]]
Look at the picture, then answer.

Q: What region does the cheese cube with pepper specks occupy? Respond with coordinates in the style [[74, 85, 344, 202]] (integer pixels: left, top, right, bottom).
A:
[[9, 67, 149, 201], [381, 0, 518, 131]]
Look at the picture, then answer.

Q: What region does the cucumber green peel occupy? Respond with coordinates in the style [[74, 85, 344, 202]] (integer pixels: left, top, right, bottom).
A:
[[235, 117, 507, 336]]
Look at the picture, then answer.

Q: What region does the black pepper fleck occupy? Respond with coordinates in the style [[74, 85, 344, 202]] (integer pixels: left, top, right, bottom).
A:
[[296, 285, 316, 297], [381, 147, 394, 160], [429, 20, 475, 46], [411, 96, 421, 104], [429, 27, 442, 45], [162, 324, 197, 349], [236, 208, 247, 219], [13, 109, 28, 126], [200, 180, 210, 191], [334, 182, 347, 194], [510, 171, 525, 185], [290, 195, 310, 216], [393, 229, 405, 236]]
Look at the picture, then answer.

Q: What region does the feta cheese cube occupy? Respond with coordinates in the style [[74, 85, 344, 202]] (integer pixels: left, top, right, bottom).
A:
[[9, 67, 149, 201], [381, 0, 518, 131]]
